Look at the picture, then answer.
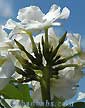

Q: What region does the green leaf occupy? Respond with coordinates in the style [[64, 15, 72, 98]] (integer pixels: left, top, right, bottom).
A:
[[14, 39, 25, 51], [14, 40, 42, 67], [15, 66, 27, 76], [37, 43, 43, 64], [14, 39, 35, 63], [49, 32, 67, 62], [15, 84, 32, 102], [49, 55, 61, 65], [15, 66, 35, 77], [59, 32, 67, 46], [0, 83, 32, 102], [52, 64, 78, 75], [41, 36, 50, 62], [52, 53, 79, 66]]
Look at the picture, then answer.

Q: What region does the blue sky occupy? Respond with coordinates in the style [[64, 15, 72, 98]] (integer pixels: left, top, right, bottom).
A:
[[0, 0, 85, 102]]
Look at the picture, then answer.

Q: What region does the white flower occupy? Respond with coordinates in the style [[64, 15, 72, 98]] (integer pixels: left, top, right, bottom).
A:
[[59, 67, 84, 83], [0, 26, 24, 55], [9, 31, 32, 53], [0, 26, 13, 52], [4, 4, 70, 31], [66, 33, 81, 53], [77, 92, 85, 100], [0, 58, 15, 90], [34, 28, 59, 48], [58, 33, 80, 58], [0, 27, 16, 90], [66, 33, 85, 65]]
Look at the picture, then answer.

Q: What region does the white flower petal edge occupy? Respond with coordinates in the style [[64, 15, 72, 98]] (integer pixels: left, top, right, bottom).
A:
[[60, 7, 70, 19], [77, 92, 85, 100], [17, 6, 44, 23], [43, 4, 61, 22], [66, 33, 81, 51], [4, 19, 22, 30]]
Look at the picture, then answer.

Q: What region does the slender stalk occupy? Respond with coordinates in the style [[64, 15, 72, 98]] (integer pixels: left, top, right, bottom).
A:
[[24, 30, 38, 55], [45, 28, 48, 45]]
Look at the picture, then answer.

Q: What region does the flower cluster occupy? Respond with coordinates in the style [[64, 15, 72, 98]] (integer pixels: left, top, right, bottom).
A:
[[0, 4, 85, 107]]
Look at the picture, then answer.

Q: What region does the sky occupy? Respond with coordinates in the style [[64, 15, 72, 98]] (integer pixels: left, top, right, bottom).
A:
[[0, 0, 85, 103]]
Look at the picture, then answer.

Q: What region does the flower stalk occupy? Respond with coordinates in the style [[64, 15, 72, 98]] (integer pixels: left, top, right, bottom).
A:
[[40, 66, 51, 106]]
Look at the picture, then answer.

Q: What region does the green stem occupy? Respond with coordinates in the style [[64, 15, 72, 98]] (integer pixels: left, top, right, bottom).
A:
[[39, 28, 53, 108], [45, 28, 48, 45], [40, 66, 51, 108], [24, 30, 38, 54]]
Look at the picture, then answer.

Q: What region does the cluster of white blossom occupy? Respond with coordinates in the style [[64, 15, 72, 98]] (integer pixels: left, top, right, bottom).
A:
[[0, 4, 85, 102]]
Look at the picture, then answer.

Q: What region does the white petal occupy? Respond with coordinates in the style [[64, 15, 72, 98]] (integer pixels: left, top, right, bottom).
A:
[[50, 78, 77, 99], [43, 4, 61, 22], [24, 21, 43, 31], [60, 7, 70, 19], [67, 33, 81, 48], [0, 59, 15, 78], [59, 67, 84, 83], [34, 28, 59, 49], [52, 22, 61, 26], [17, 6, 44, 23], [58, 45, 73, 57], [9, 28, 32, 53], [5, 19, 16, 29], [48, 28, 59, 48], [5, 19, 21, 30]]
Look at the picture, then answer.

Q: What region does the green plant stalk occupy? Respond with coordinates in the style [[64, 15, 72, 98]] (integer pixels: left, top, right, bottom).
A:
[[40, 66, 51, 107], [45, 28, 48, 45]]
